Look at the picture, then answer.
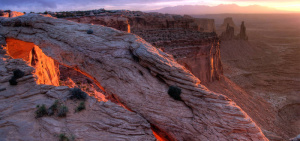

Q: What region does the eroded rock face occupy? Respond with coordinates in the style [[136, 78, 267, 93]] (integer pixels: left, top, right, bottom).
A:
[[220, 17, 238, 32], [0, 10, 24, 18], [6, 38, 60, 86], [0, 14, 268, 140], [0, 35, 155, 141], [66, 11, 220, 83], [135, 29, 222, 83], [237, 21, 248, 40], [66, 11, 216, 33], [220, 24, 235, 40], [67, 16, 130, 33], [219, 17, 248, 41]]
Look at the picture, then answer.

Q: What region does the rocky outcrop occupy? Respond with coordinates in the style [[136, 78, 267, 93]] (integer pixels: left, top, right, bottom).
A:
[[135, 29, 222, 83], [220, 24, 235, 40], [0, 10, 24, 18], [66, 11, 216, 33], [220, 17, 238, 32], [220, 18, 248, 41], [0, 35, 155, 140], [67, 16, 130, 33], [0, 14, 268, 140], [66, 11, 220, 83], [237, 21, 248, 40], [6, 38, 60, 86]]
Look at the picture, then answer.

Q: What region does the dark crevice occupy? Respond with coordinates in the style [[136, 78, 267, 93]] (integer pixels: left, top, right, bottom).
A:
[[151, 123, 175, 141], [129, 50, 140, 62], [156, 74, 167, 84]]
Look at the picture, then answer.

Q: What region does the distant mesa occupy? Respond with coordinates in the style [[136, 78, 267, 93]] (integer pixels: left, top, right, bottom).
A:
[[150, 4, 289, 15], [0, 10, 24, 18], [220, 17, 248, 40], [220, 17, 238, 31]]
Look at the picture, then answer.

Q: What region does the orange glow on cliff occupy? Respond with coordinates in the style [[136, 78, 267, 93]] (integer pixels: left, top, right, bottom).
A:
[[6, 38, 60, 86]]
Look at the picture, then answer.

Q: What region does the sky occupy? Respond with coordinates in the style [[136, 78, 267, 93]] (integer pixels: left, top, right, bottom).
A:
[[0, 0, 299, 13]]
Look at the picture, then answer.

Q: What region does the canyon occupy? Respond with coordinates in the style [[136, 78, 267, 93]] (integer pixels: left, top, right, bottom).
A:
[[65, 11, 220, 83], [0, 13, 268, 140], [63, 11, 299, 140]]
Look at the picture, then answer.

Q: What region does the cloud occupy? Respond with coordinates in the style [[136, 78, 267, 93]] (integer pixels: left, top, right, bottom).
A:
[[0, 0, 57, 8], [0, 0, 186, 12], [0, 0, 298, 12]]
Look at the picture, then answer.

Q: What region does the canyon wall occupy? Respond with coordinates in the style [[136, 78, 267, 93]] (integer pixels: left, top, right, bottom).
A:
[[0, 14, 267, 140], [66, 11, 216, 33], [66, 11, 221, 83], [67, 16, 130, 33], [135, 29, 222, 83]]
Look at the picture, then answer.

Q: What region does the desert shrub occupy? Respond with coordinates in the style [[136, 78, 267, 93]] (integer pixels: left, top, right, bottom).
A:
[[58, 105, 68, 117], [48, 100, 59, 116], [70, 88, 87, 100], [168, 86, 182, 101], [75, 102, 85, 112], [9, 77, 18, 85], [87, 29, 93, 34], [59, 133, 69, 141], [9, 69, 25, 85], [13, 69, 25, 79], [0, 11, 4, 16], [35, 104, 48, 118]]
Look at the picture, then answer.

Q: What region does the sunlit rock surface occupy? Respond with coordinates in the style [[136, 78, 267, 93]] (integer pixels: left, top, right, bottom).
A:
[[67, 11, 220, 83], [0, 35, 155, 141], [0, 14, 268, 140], [0, 10, 24, 18], [66, 11, 216, 33], [6, 38, 60, 86]]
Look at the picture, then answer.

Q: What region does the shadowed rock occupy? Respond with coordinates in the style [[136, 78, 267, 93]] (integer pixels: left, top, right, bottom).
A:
[[0, 14, 268, 140], [0, 35, 155, 141]]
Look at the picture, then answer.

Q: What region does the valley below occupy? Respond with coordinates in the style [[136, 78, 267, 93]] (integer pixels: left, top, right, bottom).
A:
[[200, 14, 300, 140], [0, 10, 299, 141]]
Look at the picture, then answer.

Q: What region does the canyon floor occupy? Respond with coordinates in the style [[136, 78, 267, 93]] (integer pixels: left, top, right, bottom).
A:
[[200, 14, 300, 139]]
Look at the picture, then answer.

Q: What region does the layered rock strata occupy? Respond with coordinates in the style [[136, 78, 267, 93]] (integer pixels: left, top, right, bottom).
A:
[[0, 14, 268, 140], [66, 11, 216, 33], [135, 29, 222, 83], [66, 11, 220, 83], [0, 35, 155, 141]]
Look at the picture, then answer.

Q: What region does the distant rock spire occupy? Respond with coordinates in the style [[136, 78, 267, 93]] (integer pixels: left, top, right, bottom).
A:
[[220, 23, 235, 40], [238, 21, 248, 40]]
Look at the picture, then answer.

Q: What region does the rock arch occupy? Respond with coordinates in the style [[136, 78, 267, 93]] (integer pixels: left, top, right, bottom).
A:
[[0, 14, 268, 140]]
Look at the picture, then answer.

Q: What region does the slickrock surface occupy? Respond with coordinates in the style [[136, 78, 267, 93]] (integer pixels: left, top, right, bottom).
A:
[[0, 14, 268, 140], [0, 35, 154, 141], [67, 11, 220, 83], [135, 29, 222, 83]]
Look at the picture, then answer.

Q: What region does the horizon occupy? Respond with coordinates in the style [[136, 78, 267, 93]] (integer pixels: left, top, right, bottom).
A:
[[0, 0, 299, 13]]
